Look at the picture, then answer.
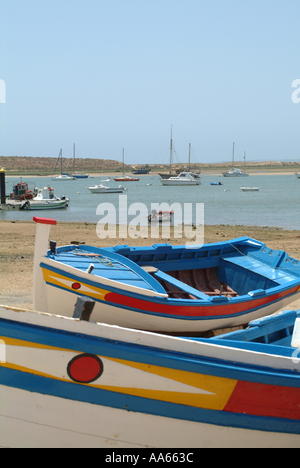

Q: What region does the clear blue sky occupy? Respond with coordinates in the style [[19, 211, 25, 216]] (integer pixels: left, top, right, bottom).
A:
[[1, 0, 300, 165]]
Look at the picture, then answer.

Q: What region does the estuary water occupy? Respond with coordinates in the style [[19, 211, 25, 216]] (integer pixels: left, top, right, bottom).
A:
[[1, 174, 299, 230]]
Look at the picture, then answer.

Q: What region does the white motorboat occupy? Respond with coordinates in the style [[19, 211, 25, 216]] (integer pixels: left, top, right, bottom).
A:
[[160, 172, 201, 186], [87, 183, 127, 194], [223, 168, 249, 178], [51, 174, 75, 181]]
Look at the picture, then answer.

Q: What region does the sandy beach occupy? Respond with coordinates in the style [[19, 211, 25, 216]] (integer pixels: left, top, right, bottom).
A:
[[1, 219, 300, 314]]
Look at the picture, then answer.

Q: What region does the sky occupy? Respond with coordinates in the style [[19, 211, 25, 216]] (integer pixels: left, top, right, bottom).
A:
[[0, 0, 300, 165]]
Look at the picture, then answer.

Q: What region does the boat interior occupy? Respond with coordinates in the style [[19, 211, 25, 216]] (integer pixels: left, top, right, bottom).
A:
[[204, 309, 300, 357], [112, 239, 300, 301], [46, 237, 300, 302]]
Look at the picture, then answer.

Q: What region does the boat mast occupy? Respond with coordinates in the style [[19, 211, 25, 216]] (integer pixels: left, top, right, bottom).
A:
[[169, 126, 173, 172], [122, 148, 125, 176], [73, 143, 75, 174], [188, 143, 191, 171], [232, 142, 235, 169]]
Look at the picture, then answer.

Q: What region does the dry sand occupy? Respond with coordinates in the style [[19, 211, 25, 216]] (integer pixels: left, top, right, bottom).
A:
[[1, 220, 300, 313]]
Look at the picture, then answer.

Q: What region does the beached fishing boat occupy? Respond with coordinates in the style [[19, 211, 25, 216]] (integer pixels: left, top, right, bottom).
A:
[[0, 303, 299, 448], [148, 209, 174, 223], [33, 217, 300, 334]]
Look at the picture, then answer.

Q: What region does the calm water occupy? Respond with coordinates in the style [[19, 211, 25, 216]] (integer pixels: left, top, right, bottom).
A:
[[1, 174, 299, 230]]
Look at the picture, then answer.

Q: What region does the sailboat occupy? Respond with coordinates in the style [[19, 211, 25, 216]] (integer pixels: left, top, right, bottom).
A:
[[113, 149, 139, 182], [223, 143, 249, 177], [52, 149, 75, 181], [62, 144, 89, 179], [160, 129, 201, 186]]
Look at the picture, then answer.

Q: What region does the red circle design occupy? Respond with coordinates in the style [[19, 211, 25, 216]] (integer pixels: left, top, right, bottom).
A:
[[67, 354, 103, 383], [72, 282, 81, 290]]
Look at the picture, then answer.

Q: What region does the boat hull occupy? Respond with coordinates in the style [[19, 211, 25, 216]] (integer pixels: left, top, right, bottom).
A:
[[0, 305, 299, 448], [40, 261, 300, 333], [37, 236, 300, 334], [160, 180, 200, 186], [2, 385, 298, 448]]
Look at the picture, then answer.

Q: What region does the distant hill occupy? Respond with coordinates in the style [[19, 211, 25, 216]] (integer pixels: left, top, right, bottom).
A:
[[0, 155, 299, 175]]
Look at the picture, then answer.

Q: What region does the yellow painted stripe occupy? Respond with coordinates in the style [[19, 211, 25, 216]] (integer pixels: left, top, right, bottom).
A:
[[42, 268, 110, 301], [0, 338, 238, 410]]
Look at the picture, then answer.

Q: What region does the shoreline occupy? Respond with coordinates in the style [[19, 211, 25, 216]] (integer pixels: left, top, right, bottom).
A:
[[3, 170, 300, 178], [1, 220, 300, 312]]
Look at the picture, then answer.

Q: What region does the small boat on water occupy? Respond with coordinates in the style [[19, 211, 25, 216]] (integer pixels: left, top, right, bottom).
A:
[[62, 144, 89, 179], [0, 301, 299, 447], [113, 175, 140, 182], [223, 143, 249, 177], [52, 149, 75, 181], [9, 180, 35, 200], [223, 168, 249, 177], [87, 183, 127, 194], [113, 149, 139, 182], [210, 182, 223, 186], [160, 172, 201, 186], [295, 173, 300, 179], [132, 167, 151, 175], [34, 217, 300, 335], [148, 209, 174, 223], [240, 187, 259, 192]]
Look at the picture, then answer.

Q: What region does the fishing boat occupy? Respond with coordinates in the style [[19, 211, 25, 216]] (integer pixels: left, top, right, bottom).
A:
[[0, 302, 299, 448], [113, 149, 139, 182], [148, 209, 174, 223], [87, 183, 127, 194], [2, 187, 69, 211], [223, 144, 249, 177], [33, 217, 300, 335], [210, 182, 223, 186], [295, 173, 300, 179], [9, 180, 35, 200], [160, 172, 201, 186]]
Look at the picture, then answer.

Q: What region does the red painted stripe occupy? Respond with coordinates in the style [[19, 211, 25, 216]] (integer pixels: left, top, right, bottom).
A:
[[224, 380, 300, 420], [105, 286, 300, 318]]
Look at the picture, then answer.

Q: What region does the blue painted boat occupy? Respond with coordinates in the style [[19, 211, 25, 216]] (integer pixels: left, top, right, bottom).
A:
[[0, 304, 299, 447], [210, 182, 223, 185], [34, 218, 300, 335]]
